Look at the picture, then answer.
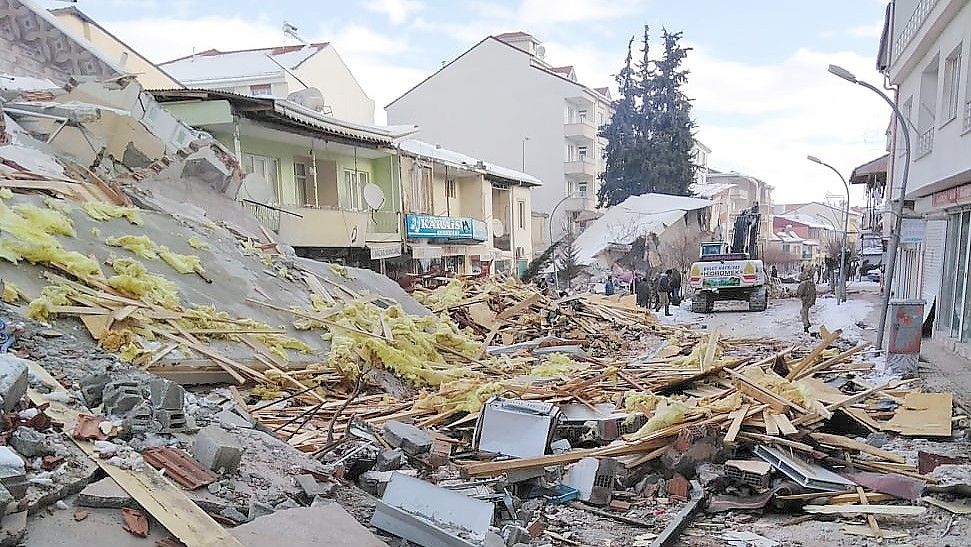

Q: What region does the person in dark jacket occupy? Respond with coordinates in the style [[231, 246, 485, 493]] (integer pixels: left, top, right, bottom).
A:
[[669, 268, 682, 305], [796, 269, 817, 333], [657, 270, 672, 316], [635, 274, 650, 308]]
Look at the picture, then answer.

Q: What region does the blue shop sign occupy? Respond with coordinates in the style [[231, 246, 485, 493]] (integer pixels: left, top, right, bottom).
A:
[[406, 214, 487, 241]]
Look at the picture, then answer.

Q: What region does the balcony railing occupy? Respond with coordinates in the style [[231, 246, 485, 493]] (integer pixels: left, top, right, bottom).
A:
[[964, 100, 971, 133], [916, 127, 935, 157], [369, 210, 401, 234], [564, 158, 598, 177], [564, 121, 597, 141], [241, 199, 302, 233], [893, 0, 939, 61]]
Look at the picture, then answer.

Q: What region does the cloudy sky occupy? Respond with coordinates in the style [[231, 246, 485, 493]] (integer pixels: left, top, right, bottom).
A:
[[41, 0, 892, 203]]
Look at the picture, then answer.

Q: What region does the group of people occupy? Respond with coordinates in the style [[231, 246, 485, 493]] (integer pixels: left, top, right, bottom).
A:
[[609, 268, 682, 316]]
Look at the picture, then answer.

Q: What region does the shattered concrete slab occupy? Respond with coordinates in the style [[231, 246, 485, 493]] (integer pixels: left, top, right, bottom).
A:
[[231, 504, 386, 547]]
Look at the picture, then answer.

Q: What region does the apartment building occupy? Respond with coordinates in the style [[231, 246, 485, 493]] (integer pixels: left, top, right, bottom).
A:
[[397, 140, 538, 279], [153, 89, 414, 272], [697, 172, 774, 252], [160, 43, 375, 123], [386, 31, 612, 251], [877, 0, 971, 350]]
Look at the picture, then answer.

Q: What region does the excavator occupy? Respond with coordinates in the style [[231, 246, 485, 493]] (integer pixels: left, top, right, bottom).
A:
[[688, 203, 768, 313]]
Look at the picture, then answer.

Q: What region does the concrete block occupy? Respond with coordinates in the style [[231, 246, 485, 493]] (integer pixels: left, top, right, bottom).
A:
[[78, 373, 110, 408], [294, 474, 329, 501], [247, 500, 274, 521], [156, 409, 188, 433], [149, 379, 184, 411], [502, 524, 530, 546], [0, 355, 28, 412], [192, 425, 243, 474], [8, 427, 52, 458], [383, 420, 432, 456], [374, 448, 403, 472], [102, 381, 144, 415], [126, 401, 154, 433], [77, 477, 133, 508], [0, 447, 26, 500], [217, 409, 253, 430]]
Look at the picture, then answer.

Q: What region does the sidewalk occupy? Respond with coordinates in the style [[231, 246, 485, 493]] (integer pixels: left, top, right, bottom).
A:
[[920, 338, 971, 409]]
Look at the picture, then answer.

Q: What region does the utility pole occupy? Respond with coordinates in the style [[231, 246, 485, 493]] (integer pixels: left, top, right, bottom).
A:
[[807, 155, 851, 304]]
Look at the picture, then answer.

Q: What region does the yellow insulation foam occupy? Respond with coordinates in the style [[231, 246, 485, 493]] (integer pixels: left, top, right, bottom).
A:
[[82, 201, 143, 225], [106, 235, 158, 260]]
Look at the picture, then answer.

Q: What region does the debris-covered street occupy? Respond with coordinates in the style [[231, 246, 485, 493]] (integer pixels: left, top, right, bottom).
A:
[[0, 1, 969, 546]]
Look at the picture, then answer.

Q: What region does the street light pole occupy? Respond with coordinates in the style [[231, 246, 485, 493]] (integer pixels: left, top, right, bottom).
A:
[[549, 192, 578, 291], [807, 155, 851, 305], [828, 64, 912, 348], [521, 136, 530, 172]]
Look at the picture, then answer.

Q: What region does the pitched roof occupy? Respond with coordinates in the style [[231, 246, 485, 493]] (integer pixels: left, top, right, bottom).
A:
[[494, 31, 536, 41], [160, 43, 330, 84], [386, 36, 609, 108], [398, 139, 541, 186], [593, 87, 611, 99]]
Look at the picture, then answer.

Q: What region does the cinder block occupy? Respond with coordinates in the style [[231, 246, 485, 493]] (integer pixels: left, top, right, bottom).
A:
[[78, 373, 110, 408], [102, 382, 144, 415], [127, 401, 154, 433], [192, 425, 243, 474], [149, 379, 185, 411], [156, 409, 188, 433]]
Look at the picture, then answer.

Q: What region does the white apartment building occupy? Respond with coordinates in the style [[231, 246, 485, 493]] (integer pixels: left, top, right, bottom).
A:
[[160, 43, 375, 123], [878, 0, 971, 352], [386, 31, 613, 252]]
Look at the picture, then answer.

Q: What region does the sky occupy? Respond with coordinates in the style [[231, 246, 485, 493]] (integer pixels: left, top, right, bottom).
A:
[[39, 0, 893, 204]]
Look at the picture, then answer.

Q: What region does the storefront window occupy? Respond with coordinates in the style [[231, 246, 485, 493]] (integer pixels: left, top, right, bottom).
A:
[[951, 212, 970, 338], [939, 215, 959, 332]]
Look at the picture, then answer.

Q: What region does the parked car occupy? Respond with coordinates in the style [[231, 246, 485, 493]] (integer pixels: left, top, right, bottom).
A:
[[865, 268, 882, 282]]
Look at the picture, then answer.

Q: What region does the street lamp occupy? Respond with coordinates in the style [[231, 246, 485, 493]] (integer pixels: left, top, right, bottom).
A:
[[807, 155, 850, 305], [550, 192, 579, 290], [828, 64, 912, 348]]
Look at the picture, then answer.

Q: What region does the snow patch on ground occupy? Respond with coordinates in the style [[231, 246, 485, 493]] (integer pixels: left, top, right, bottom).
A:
[[813, 297, 873, 341]]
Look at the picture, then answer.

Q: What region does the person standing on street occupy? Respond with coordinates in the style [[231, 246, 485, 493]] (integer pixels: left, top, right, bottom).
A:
[[669, 267, 682, 305], [796, 269, 817, 333], [635, 274, 650, 308], [604, 276, 615, 296], [657, 270, 672, 316]]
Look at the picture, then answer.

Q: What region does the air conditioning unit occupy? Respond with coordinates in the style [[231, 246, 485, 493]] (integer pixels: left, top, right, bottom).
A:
[[515, 247, 525, 259]]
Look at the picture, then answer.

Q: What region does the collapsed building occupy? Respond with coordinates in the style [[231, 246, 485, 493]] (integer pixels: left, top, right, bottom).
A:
[[0, 2, 967, 547]]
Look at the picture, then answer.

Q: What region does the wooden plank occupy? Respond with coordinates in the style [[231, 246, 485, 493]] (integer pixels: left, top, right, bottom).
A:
[[79, 314, 113, 340], [774, 412, 798, 435], [803, 504, 926, 516], [726, 367, 808, 414], [702, 330, 720, 370], [841, 526, 906, 539], [763, 409, 780, 436], [856, 487, 884, 542], [885, 392, 953, 437], [112, 305, 140, 321], [786, 328, 842, 379], [724, 403, 749, 443], [810, 432, 906, 464], [25, 360, 244, 547]]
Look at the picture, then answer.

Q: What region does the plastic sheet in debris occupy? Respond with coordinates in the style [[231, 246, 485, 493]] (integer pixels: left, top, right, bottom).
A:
[[473, 397, 559, 458], [755, 444, 856, 492]]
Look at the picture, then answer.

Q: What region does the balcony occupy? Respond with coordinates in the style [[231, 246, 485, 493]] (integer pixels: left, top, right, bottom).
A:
[[277, 206, 370, 248], [893, 0, 940, 61], [405, 213, 488, 243], [564, 121, 597, 142], [916, 127, 935, 158], [367, 210, 401, 243], [564, 158, 598, 177]]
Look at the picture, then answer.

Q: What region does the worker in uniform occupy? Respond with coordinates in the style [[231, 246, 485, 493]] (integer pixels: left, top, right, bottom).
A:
[[796, 269, 817, 333], [669, 268, 682, 305]]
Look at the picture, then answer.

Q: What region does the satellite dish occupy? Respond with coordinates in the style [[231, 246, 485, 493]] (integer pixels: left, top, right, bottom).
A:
[[492, 219, 505, 237], [362, 183, 386, 210]]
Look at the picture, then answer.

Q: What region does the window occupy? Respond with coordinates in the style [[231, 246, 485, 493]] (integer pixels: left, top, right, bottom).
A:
[[249, 83, 272, 96], [293, 161, 314, 207], [517, 200, 526, 229], [446, 179, 456, 199], [342, 169, 368, 210], [942, 46, 962, 122], [244, 154, 280, 203], [577, 180, 588, 197], [578, 146, 588, 161], [414, 166, 433, 213], [577, 109, 587, 123]]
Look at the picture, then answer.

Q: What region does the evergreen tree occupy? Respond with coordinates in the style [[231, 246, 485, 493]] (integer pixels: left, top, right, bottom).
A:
[[522, 240, 560, 282], [598, 26, 697, 207], [556, 234, 584, 287]]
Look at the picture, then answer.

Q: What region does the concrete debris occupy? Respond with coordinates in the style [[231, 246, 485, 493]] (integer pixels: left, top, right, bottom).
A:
[[232, 504, 386, 546], [0, 354, 28, 412], [0, 446, 26, 499], [193, 425, 243, 474], [77, 477, 134, 508], [374, 447, 403, 472], [383, 420, 433, 457], [8, 426, 52, 457]]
